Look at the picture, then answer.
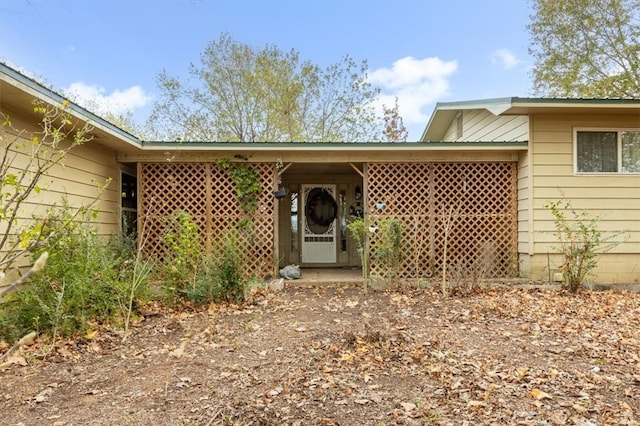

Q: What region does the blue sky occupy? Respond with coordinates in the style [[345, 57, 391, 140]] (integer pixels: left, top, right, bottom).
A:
[[0, 0, 533, 141]]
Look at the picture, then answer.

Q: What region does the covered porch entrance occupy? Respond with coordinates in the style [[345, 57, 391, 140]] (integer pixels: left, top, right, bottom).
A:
[[277, 162, 364, 269], [277, 160, 518, 279]]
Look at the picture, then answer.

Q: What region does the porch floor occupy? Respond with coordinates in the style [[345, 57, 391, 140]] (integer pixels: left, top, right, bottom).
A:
[[287, 267, 364, 287]]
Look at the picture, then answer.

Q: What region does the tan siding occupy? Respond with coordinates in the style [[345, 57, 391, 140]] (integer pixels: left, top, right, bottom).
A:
[[534, 174, 640, 187], [1, 121, 121, 239], [462, 110, 529, 142], [517, 151, 530, 254], [529, 253, 640, 284], [533, 185, 640, 200], [439, 109, 529, 142], [443, 119, 457, 141], [530, 112, 640, 283], [533, 153, 573, 165]]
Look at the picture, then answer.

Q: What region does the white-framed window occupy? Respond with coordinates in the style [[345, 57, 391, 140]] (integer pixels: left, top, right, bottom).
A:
[[575, 129, 640, 174]]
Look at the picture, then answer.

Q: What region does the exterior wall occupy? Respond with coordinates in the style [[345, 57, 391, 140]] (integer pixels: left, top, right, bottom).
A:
[[443, 109, 529, 142], [119, 149, 521, 164], [528, 113, 640, 284], [517, 151, 531, 276], [0, 110, 120, 293], [1, 114, 120, 235]]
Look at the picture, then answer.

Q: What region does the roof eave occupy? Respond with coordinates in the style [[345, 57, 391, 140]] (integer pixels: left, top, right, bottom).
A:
[[0, 63, 142, 150], [138, 141, 528, 152]]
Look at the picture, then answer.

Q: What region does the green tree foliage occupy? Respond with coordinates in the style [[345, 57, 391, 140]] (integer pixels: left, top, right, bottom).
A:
[[148, 33, 381, 142], [101, 110, 147, 139], [528, 0, 640, 97]]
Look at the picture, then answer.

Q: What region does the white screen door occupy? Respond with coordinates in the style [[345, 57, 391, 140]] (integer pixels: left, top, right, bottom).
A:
[[301, 184, 337, 263]]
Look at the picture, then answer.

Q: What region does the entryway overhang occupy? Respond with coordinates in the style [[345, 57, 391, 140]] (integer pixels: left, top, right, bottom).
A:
[[116, 141, 528, 163]]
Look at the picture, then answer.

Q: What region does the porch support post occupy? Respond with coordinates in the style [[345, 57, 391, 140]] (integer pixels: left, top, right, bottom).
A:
[[273, 164, 280, 277]]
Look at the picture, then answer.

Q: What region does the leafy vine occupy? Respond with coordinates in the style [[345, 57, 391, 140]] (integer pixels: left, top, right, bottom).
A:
[[215, 159, 262, 224]]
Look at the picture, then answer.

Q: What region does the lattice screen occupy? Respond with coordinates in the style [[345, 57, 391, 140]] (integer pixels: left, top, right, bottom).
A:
[[140, 162, 275, 279], [366, 162, 517, 278]]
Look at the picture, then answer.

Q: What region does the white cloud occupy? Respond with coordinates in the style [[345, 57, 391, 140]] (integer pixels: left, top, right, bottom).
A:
[[64, 82, 152, 115], [491, 48, 520, 69], [369, 56, 457, 128]]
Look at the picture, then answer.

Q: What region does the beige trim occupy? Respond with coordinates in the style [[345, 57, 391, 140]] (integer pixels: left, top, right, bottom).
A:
[[118, 150, 523, 164], [528, 116, 535, 255]]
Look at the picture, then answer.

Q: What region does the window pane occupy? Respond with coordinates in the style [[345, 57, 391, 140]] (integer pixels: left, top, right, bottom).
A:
[[621, 131, 640, 173], [577, 131, 618, 172], [339, 191, 347, 252]]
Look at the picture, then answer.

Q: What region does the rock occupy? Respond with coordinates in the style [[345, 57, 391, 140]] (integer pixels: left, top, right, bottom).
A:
[[269, 278, 285, 291], [279, 264, 301, 280]]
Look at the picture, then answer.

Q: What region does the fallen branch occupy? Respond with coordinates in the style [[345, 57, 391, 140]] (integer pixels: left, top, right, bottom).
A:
[[0, 252, 48, 298], [0, 331, 36, 363]]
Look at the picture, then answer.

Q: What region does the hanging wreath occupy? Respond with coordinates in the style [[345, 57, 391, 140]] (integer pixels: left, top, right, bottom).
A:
[[306, 188, 338, 228]]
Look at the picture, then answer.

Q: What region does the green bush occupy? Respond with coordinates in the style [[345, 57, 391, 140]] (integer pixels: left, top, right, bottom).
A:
[[158, 211, 203, 301], [346, 216, 370, 279], [0, 209, 148, 343], [376, 217, 404, 283], [181, 229, 247, 305]]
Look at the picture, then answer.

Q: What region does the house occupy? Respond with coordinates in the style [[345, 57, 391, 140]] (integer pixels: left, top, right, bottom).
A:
[[2, 62, 638, 285], [423, 98, 640, 284], [0, 63, 139, 243]]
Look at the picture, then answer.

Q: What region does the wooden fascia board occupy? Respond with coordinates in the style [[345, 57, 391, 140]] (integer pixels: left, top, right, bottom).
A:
[[117, 143, 528, 163]]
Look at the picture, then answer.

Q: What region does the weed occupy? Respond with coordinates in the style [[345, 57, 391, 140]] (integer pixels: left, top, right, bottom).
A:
[[546, 199, 626, 293], [0, 206, 147, 343], [181, 229, 248, 305]]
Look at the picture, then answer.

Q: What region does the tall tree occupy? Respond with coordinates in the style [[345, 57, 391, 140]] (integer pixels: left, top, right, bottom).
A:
[[148, 33, 381, 142], [381, 97, 408, 142], [528, 0, 640, 97]]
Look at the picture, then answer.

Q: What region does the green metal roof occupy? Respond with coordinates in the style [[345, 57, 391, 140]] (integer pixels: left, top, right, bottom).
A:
[[4, 62, 636, 154], [421, 96, 640, 141], [139, 140, 528, 150]]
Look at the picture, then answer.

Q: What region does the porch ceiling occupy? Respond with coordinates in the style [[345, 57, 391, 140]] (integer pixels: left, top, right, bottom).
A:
[[283, 162, 363, 176]]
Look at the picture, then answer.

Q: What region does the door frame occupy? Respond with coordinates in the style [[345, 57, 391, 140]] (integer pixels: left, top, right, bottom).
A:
[[300, 184, 338, 264]]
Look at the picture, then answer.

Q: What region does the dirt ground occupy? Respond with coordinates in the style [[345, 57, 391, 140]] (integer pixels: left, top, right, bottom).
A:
[[1, 284, 639, 425]]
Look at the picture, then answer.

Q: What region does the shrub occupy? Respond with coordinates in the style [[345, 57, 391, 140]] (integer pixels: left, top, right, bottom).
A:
[[158, 211, 204, 301], [376, 217, 404, 283], [0, 208, 147, 343], [181, 229, 247, 305], [346, 216, 370, 279], [546, 200, 624, 293]]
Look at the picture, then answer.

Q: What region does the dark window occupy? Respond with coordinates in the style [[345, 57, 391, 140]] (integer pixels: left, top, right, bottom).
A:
[[121, 172, 137, 236], [576, 130, 640, 173]]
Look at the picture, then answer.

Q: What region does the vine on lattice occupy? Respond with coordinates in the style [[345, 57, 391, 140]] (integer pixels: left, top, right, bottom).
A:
[[140, 162, 275, 280], [215, 158, 263, 224]]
